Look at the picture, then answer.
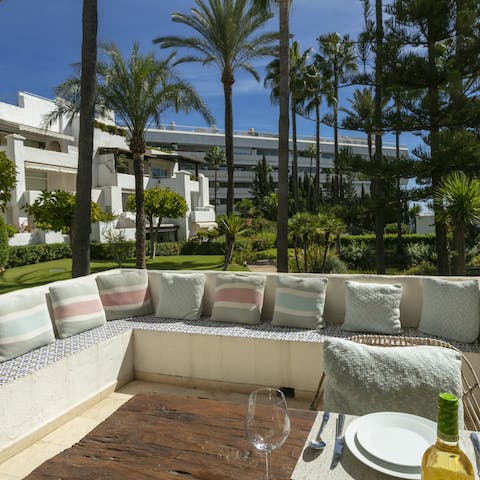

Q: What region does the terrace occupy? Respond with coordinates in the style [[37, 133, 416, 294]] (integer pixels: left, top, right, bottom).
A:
[[0, 269, 479, 479]]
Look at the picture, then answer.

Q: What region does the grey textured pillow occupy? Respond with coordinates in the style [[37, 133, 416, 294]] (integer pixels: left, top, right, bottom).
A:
[[272, 276, 327, 329], [342, 281, 402, 334], [419, 278, 480, 343], [155, 272, 206, 320], [323, 338, 463, 425]]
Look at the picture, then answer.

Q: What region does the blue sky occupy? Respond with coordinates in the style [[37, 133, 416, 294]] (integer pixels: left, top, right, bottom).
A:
[[0, 0, 417, 151]]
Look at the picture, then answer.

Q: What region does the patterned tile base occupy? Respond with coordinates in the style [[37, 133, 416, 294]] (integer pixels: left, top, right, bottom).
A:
[[1, 316, 479, 386]]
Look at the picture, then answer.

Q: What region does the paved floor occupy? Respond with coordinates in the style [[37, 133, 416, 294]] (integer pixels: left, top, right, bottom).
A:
[[0, 381, 310, 479]]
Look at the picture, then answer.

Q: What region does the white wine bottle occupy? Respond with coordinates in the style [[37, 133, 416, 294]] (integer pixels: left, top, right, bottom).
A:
[[421, 392, 474, 480]]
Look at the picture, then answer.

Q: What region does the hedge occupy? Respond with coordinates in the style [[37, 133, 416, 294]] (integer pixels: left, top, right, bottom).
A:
[[7, 243, 72, 268], [180, 240, 225, 255]]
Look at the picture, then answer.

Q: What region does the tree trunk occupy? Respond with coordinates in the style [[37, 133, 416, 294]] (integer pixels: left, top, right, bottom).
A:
[[214, 168, 218, 215], [223, 234, 234, 270], [222, 71, 235, 215], [321, 233, 330, 273], [452, 223, 466, 275], [276, 0, 290, 273], [291, 100, 299, 213], [333, 70, 339, 202], [132, 146, 146, 269], [148, 215, 155, 259], [395, 122, 403, 254], [152, 217, 163, 260], [374, 0, 385, 274], [72, 0, 97, 278], [315, 99, 321, 205]]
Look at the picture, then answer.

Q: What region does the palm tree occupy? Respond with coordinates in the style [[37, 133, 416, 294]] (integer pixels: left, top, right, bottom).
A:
[[217, 213, 246, 270], [72, 0, 97, 278], [317, 213, 345, 272], [302, 60, 330, 204], [434, 171, 480, 275], [98, 44, 213, 268], [252, 0, 291, 273], [154, 0, 276, 216], [317, 33, 357, 201], [265, 41, 310, 213], [288, 212, 319, 272], [340, 87, 375, 160], [204, 146, 226, 214]]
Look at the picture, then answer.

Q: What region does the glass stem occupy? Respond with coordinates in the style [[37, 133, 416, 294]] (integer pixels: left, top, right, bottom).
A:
[[265, 451, 271, 480]]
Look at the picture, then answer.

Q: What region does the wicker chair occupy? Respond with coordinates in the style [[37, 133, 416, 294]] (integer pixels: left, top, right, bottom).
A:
[[310, 334, 480, 431]]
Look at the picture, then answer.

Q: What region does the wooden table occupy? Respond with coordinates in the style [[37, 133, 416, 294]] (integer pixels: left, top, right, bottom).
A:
[[25, 393, 316, 479]]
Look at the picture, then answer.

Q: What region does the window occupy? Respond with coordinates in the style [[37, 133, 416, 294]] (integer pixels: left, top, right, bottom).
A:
[[25, 170, 47, 191], [151, 167, 168, 179], [122, 191, 134, 211], [116, 155, 130, 174]]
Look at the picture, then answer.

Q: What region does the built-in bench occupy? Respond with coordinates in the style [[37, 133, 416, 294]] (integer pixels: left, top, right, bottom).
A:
[[1, 269, 480, 463]]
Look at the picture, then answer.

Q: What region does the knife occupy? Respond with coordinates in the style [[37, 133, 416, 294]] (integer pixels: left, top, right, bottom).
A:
[[330, 413, 346, 469], [470, 432, 480, 476]]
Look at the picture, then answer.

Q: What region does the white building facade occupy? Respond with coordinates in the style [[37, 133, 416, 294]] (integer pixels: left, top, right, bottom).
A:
[[145, 124, 409, 213], [0, 92, 215, 244]]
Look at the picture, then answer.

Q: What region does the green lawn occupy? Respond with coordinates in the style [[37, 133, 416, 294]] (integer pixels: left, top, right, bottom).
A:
[[0, 255, 246, 294]]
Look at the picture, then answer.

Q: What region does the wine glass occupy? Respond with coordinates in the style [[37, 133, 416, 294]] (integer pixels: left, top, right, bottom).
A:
[[245, 388, 291, 480]]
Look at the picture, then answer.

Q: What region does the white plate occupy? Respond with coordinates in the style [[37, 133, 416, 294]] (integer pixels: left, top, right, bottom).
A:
[[345, 415, 435, 480], [355, 412, 436, 467]]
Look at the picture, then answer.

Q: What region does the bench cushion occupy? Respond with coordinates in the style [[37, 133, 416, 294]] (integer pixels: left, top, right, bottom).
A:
[[0, 291, 55, 362], [272, 276, 327, 329], [342, 281, 402, 334], [155, 272, 205, 320], [97, 270, 153, 320], [211, 274, 266, 325], [49, 278, 106, 338], [419, 278, 480, 343], [323, 337, 463, 424]]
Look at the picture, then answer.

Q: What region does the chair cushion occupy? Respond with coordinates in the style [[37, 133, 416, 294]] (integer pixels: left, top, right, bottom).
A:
[[96, 270, 152, 320], [49, 278, 106, 338], [272, 276, 327, 329], [419, 278, 480, 343], [323, 337, 463, 425], [342, 281, 402, 334], [155, 272, 206, 321], [211, 273, 266, 325], [0, 291, 55, 362]]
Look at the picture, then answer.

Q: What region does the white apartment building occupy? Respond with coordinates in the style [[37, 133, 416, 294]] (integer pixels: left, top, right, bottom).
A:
[[145, 123, 409, 213], [0, 92, 216, 244]]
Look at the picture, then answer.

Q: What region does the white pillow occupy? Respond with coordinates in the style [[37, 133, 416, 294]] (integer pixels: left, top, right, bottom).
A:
[[272, 276, 327, 329], [323, 337, 464, 425], [342, 281, 402, 334], [419, 278, 480, 343], [155, 272, 206, 320]]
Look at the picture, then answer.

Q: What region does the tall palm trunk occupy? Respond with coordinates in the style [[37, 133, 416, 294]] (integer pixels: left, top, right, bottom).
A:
[[72, 0, 97, 278], [373, 0, 385, 274], [333, 68, 340, 201], [223, 71, 235, 215], [132, 140, 146, 269], [291, 99, 299, 212], [214, 168, 218, 214], [276, 0, 290, 273], [395, 104, 403, 253], [452, 223, 466, 275], [315, 98, 321, 205]]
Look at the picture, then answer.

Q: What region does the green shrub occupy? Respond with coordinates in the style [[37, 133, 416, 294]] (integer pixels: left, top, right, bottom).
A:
[[340, 240, 375, 270], [180, 240, 224, 255], [251, 232, 276, 251], [384, 223, 409, 234], [7, 243, 72, 268], [322, 254, 348, 273], [154, 241, 184, 256], [90, 241, 135, 260], [404, 260, 437, 275], [254, 248, 277, 260], [5, 224, 16, 238], [0, 218, 9, 268], [405, 242, 437, 267]]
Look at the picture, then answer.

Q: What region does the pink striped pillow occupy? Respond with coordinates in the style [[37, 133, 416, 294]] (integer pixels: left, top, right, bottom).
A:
[[96, 270, 152, 320], [211, 274, 266, 324], [49, 278, 106, 338]]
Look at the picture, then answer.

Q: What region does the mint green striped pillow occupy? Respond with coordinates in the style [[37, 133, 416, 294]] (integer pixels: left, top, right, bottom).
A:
[[272, 276, 327, 329], [0, 291, 55, 362]]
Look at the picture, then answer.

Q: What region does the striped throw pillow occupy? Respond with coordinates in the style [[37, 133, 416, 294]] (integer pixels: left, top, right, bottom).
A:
[[211, 274, 266, 325], [272, 276, 327, 329], [96, 270, 153, 320], [0, 291, 55, 362], [49, 278, 106, 338]]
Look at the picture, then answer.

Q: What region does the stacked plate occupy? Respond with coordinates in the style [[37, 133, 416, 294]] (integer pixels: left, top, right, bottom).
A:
[[345, 412, 437, 479]]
